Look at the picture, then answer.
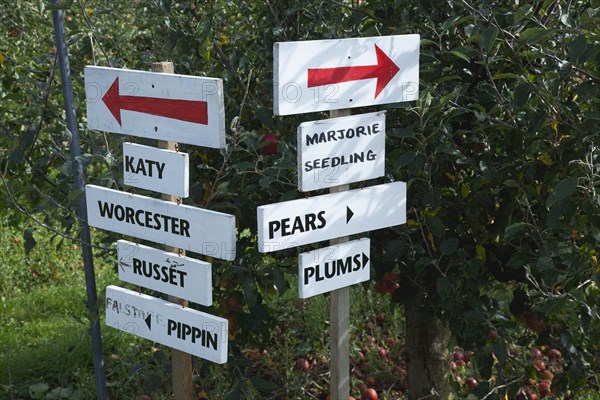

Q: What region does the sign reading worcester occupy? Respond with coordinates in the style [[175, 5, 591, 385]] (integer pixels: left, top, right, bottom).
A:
[[86, 185, 236, 261]]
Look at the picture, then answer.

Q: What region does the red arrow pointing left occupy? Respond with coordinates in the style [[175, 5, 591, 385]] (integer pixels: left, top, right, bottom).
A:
[[307, 44, 400, 99], [102, 77, 208, 126]]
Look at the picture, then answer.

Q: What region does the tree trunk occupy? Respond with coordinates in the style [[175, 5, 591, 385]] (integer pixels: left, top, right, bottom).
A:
[[405, 295, 452, 400]]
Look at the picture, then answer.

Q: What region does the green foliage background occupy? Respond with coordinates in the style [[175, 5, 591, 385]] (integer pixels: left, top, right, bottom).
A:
[[2, 0, 600, 399]]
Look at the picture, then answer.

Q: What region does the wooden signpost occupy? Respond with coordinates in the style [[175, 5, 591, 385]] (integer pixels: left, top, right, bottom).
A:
[[268, 33, 419, 399], [85, 61, 234, 399]]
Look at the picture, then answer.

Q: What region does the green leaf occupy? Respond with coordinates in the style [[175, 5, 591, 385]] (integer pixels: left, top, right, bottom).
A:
[[388, 128, 414, 138], [242, 276, 258, 307], [503, 179, 520, 188], [492, 73, 519, 80], [493, 338, 509, 365], [450, 50, 470, 62], [251, 377, 279, 394], [440, 237, 459, 256], [520, 28, 555, 44], [546, 177, 578, 207], [569, 35, 589, 64], [480, 25, 498, 52], [29, 382, 49, 399], [46, 386, 74, 400], [504, 222, 528, 241], [23, 227, 37, 254], [436, 276, 452, 301]]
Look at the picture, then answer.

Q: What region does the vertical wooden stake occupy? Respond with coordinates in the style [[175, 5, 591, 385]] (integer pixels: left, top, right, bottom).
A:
[[329, 108, 351, 400], [152, 61, 194, 400]]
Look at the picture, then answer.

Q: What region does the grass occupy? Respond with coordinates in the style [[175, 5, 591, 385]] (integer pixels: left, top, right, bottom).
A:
[[0, 207, 408, 399], [4, 208, 600, 399], [0, 209, 120, 399]]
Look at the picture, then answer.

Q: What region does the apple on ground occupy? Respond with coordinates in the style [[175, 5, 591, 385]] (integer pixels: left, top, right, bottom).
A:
[[361, 388, 378, 400]]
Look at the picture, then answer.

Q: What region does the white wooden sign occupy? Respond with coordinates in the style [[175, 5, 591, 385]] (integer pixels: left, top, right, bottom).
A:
[[123, 142, 189, 198], [106, 285, 227, 363], [298, 111, 385, 192], [299, 238, 370, 298], [257, 181, 406, 252], [85, 66, 226, 148], [117, 240, 212, 306], [274, 35, 420, 115], [86, 185, 236, 261]]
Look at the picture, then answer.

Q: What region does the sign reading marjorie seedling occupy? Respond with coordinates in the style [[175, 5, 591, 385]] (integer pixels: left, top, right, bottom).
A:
[[117, 240, 212, 306], [86, 185, 236, 260], [257, 181, 406, 252], [298, 238, 370, 298], [273, 35, 419, 115], [85, 66, 226, 148], [298, 111, 385, 192], [106, 285, 227, 363], [123, 142, 189, 198]]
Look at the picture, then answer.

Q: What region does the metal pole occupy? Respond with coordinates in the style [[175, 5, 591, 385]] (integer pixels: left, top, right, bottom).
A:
[[51, 5, 108, 399]]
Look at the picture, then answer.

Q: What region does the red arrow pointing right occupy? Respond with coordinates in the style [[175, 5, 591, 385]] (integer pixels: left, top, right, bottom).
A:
[[102, 77, 208, 126], [307, 44, 400, 99]]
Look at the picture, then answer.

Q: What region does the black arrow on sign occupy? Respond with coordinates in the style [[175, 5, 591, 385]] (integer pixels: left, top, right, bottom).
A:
[[144, 314, 152, 330], [362, 253, 370, 269], [117, 258, 130, 272], [346, 206, 354, 223]]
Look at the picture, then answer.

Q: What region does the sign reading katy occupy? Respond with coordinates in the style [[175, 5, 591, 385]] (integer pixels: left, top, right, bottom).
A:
[[84, 66, 226, 148], [123, 142, 189, 198], [274, 35, 420, 115]]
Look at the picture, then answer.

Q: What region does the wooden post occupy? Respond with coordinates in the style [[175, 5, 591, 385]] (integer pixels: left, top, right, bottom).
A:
[[329, 108, 351, 400], [152, 61, 194, 400]]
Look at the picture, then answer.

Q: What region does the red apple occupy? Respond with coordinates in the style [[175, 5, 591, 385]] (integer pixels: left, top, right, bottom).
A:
[[538, 380, 550, 396], [450, 361, 458, 372], [532, 348, 543, 359], [377, 347, 388, 358], [260, 132, 279, 155], [453, 351, 464, 362], [488, 328, 498, 341], [548, 349, 562, 360], [534, 359, 546, 371], [465, 376, 478, 388], [361, 388, 378, 400], [295, 358, 310, 372], [528, 393, 538, 400]]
